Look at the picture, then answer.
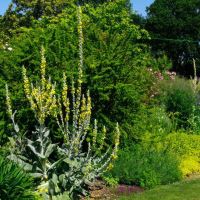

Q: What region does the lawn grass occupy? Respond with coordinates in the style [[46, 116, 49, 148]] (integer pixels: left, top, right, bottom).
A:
[[118, 178, 200, 200]]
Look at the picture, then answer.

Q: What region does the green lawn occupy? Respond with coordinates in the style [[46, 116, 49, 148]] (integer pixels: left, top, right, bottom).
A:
[[118, 178, 200, 200]]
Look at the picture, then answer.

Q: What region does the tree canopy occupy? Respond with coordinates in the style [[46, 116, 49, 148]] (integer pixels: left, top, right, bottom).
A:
[[146, 0, 200, 75], [0, 0, 131, 38]]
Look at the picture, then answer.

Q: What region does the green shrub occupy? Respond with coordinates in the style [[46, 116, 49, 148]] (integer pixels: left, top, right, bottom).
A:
[[159, 77, 196, 129], [0, 156, 36, 200], [107, 144, 182, 189], [131, 106, 172, 142]]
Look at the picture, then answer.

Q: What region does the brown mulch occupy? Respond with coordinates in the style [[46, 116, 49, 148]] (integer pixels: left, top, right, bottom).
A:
[[116, 184, 144, 195], [82, 180, 144, 200]]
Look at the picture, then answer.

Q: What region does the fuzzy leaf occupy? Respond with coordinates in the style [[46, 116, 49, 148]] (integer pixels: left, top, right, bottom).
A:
[[31, 172, 43, 178], [48, 158, 64, 172], [45, 143, 57, 158], [14, 124, 19, 133], [27, 142, 45, 159]]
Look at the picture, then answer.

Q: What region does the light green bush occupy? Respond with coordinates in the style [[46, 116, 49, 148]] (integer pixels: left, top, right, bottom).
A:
[[164, 132, 200, 158], [163, 132, 200, 176]]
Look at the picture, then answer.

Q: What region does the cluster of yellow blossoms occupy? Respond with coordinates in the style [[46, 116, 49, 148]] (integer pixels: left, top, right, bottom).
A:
[[22, 48, 57, 125]]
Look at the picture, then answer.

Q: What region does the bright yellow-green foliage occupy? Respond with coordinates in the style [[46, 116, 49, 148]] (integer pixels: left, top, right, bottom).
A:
[[163, 132, 200, 176], [180, 156, 200, 176], [164, 132, 200, 158]]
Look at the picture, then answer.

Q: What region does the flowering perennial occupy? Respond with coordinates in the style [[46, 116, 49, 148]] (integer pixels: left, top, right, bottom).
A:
[[6, 5, 120, 199]]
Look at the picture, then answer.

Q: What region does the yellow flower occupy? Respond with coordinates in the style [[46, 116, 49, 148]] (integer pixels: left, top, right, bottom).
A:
[[107, 163, 114, 171]]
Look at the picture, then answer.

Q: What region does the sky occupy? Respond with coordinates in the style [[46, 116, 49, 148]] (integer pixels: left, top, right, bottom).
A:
[[131, 0, 154, 16], [0, 0, 10, 15], [0, 0, 154, 16]]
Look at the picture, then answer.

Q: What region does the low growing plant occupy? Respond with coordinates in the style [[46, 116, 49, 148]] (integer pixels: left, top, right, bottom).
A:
[[0, 156, 36, 200], [6, 6, 120, 200], [102, 174, 119, 187]]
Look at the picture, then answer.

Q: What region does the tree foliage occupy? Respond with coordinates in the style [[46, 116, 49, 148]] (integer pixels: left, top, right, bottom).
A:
[[0, 0, 74, 37], [0, 0, 130, 39], [146, 0, 200, 75]]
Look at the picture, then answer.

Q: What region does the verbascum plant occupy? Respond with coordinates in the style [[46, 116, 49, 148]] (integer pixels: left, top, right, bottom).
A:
[[6, 5, 120, 200]]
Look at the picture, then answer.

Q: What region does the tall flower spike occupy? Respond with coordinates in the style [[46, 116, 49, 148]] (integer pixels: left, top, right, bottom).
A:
[[22, 66, 31, 99], [74, 5, 83, 125], [86, 90, 91, 117], [5, 84, 12, 118], [92, 119, 98, 148], [192, 58, 198, 93], [71, 5, 84, 141], [62, 73, 70, 123], [40, 46, 46, 89], [99, 126, 106, 151], [111, 123, 120, 160], [79, 94, 86, 126], [78, 5, 83, 80]]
